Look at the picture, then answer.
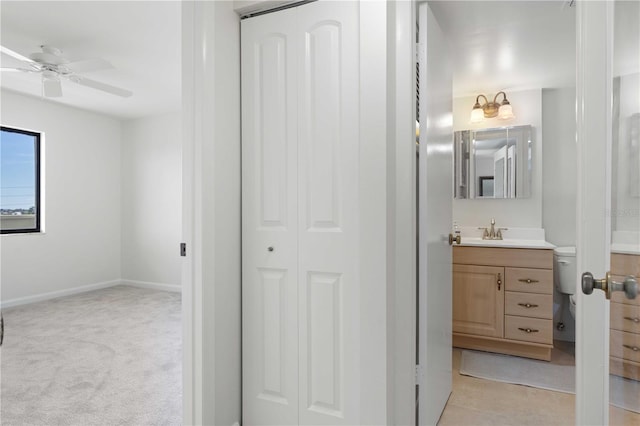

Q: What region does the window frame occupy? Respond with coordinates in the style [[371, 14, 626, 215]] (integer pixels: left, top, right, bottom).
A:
[[1, 126, 42, 234]]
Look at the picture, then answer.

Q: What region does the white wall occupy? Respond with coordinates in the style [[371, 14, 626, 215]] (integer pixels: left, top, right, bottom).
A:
[[121, 112, 181, 288], [182, 2, 242, 424], [1, 90, 122, 302], [542, 87, 577, 247], [542, 87, 577, 342], [452, 89, 543, 229]]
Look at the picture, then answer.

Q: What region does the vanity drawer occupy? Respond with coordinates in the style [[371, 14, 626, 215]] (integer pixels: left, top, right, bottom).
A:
[[505, 268, 553, 294], [505, 292, 553, 319], [610, 329, 640, 363], [611, 253, 640, 278], [610, 275, 640, 306], [505, 315, 553, 345], [611, 302, 640, 334]]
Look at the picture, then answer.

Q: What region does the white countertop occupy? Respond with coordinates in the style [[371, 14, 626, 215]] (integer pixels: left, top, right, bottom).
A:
[[454, 226, 555, 249], [457, 237, 556, 250], [611, 243, 640, 255]]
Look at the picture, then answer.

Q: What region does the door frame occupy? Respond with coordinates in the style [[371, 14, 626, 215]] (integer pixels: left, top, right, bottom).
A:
[[181, 1, 418, 424], [575, 0, 614, 423]]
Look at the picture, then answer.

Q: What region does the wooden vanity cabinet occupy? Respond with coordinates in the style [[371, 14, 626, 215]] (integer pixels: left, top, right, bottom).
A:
[[453, 246, 554, 361], [453, 265, 504, 338], [609, 253, 640, 381]]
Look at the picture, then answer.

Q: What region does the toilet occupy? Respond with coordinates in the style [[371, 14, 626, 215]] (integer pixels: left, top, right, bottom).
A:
[[554, 246, 577, 318]]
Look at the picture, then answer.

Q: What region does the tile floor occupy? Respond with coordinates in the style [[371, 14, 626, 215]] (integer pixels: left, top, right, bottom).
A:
[[438, 343, 640, 425]]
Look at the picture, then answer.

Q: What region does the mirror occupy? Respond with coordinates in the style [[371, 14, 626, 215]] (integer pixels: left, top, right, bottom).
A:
[[454, 125, 533, 199], [612, 74, 640, 239]]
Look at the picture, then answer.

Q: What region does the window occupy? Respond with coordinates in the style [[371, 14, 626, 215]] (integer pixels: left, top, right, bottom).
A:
[[1, 126, 41, 234]]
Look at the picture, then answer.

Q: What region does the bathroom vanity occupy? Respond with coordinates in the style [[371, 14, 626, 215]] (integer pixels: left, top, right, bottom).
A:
[[453, 244, 555, 361], [610, 252, 640, 380]]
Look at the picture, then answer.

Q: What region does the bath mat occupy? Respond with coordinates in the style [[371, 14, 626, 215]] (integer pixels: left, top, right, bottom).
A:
[[459, 350, 640, 414]]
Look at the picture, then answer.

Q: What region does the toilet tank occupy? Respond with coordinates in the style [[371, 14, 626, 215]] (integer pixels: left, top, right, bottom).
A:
[[554, 246, 577, 295]]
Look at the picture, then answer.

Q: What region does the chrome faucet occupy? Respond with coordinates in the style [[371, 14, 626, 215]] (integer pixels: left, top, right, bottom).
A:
[[478, 218, 508, 240], [489, 218, 496, 239]]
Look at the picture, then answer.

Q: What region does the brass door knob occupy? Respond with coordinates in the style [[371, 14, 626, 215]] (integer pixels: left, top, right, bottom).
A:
[[582, 271, 638, 300], [448, 233, 461, 245]]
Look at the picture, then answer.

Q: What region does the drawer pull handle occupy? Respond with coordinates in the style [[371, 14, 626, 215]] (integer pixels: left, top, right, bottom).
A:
[[497, 273, 502, 291], [518, 278, 539, 284], [623, 344, 639, 352], [518, 303, 539, 309], [518, 327, 539, 333], [623, 316, 640, 324]]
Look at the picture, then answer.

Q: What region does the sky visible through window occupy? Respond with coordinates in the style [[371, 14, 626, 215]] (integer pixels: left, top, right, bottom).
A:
[[1, 129, 37, 214]]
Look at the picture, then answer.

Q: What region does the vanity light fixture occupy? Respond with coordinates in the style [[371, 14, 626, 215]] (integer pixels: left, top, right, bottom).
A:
[[470, 91, 515, 123]]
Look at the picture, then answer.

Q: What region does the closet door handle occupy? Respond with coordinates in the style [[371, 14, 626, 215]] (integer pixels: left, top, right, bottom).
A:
[[497, 273, 502, 291], [518, 303, 539, 309]]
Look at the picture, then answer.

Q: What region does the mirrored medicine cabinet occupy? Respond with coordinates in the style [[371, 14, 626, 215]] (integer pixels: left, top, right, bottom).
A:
[[454, 125, 533, 199]]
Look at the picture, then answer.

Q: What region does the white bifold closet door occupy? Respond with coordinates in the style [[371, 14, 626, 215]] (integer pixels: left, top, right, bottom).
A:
[[241, 1, 360, 425]]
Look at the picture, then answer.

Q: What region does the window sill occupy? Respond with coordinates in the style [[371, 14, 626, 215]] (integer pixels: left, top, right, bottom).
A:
[[1, 231, 45, 237]]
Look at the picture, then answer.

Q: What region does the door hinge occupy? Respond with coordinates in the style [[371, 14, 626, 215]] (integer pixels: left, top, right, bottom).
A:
[[180, 243, 187, 257], [416, 42, 425, 63], [415, 364, 424, 385]]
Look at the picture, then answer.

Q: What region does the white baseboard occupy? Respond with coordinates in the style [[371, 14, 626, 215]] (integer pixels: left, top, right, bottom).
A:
[[121, 279, 182, 293], [1, 279, 122, 309], [1, 279, 182, 309]]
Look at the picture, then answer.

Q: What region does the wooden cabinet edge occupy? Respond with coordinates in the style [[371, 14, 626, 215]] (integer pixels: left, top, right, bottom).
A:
[[453, 333, 552, 361], [453, 246, 553, 269], [610, 356, 640, 381]]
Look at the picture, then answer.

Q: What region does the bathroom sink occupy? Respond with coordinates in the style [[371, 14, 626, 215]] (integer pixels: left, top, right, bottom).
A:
[[458, 237, 555, 249]]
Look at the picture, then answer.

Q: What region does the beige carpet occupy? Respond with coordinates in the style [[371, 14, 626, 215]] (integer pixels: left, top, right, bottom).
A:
[[460, 349, 640, 414], [0, 285, 181, 425]]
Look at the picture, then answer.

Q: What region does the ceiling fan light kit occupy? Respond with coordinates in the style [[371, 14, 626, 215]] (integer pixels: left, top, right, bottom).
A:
[[0, 44, 133, 98]]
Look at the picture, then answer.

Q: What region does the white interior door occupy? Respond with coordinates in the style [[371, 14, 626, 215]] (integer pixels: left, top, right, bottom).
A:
[[242, 7, 299, 425], [577, 0, 640, 424], [507, 145, 515, 198], [575, 1, 611, 422], [242, 2, 361, 424], [417, 3, 453, 425], [493, 146, 507, 199], [295, 2, 360, 424], [575, 1, 640, 424]]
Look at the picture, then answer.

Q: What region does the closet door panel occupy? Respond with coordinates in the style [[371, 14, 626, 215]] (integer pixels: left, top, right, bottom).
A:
[[242, 9, 299, 425], [297, 2, 360, 425], [302, 21, 342, 231]]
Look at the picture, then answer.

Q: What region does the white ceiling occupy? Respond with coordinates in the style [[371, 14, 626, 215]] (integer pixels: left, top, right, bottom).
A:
[[428, 0, 577, 97], [0, 1, 181, 120], [2, 1, 634, 119]]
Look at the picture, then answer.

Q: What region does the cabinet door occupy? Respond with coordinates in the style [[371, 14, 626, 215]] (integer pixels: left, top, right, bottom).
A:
[[453, 264, 504, 338]]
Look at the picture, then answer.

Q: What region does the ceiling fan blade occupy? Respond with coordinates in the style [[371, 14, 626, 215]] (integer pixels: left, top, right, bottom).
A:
[[1, 67, 36, 73], [43, 78, 63, 97], [65, 58, 114, 73], [69, 75, 132, 98], [0, 45, 36, 64]]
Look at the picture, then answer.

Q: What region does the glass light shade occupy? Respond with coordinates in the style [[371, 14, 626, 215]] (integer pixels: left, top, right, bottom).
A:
[[470, 107, 484, 123], [498, 103, 514, 120]]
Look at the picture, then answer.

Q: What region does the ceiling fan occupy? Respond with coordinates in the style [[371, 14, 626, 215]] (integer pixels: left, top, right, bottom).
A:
[[0, 45, 133, 98]]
